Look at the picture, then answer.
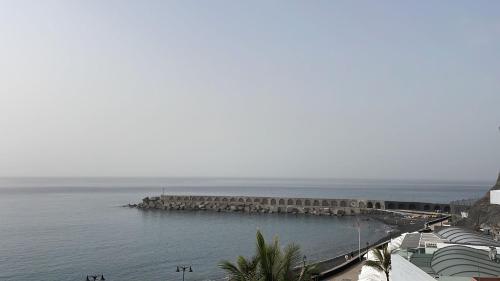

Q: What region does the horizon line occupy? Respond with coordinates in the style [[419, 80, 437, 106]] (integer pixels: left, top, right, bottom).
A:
[[0, 175, 496, 184]]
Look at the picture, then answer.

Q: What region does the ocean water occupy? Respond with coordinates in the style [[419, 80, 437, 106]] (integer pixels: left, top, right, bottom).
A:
[[0, 178, 491, 281]]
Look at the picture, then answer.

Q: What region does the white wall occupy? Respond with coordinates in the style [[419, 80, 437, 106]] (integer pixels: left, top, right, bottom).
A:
[[491, 190, 500, 205], [390, 254, 436, 281]]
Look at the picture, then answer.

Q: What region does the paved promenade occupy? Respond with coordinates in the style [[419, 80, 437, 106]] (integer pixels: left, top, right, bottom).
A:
[[324, 261, 363, 281]]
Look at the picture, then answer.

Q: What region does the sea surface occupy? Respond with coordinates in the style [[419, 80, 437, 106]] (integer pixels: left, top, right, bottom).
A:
[[0, 177, 492, 281]]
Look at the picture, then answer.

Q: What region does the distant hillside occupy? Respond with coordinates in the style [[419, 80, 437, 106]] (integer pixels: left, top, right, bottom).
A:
[[464, 173, 500, 230]]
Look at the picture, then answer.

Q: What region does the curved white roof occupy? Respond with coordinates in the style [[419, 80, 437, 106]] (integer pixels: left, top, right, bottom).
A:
[[431, 245, 500, 277], [436, 227, 500, 246]]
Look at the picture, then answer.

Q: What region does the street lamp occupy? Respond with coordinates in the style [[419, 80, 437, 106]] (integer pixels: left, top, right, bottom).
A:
[[86, 274, 105, 281], [302, 255, 307, 267], [176, 265, 193, 281]]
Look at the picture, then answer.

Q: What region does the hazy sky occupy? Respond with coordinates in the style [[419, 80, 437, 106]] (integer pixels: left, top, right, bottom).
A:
[[1, 1, 499, 180]]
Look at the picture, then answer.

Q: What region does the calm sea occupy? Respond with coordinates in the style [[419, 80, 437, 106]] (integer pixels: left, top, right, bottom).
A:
[[0, 178, 491, 281]]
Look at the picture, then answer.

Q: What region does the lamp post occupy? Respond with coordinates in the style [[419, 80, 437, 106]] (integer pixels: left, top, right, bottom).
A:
[[358, 229, 361, 260], [366, 242, 370, 260], [176, 265, 193, 281], [86, 274, 105, 281], [302, 255, 307, 268]]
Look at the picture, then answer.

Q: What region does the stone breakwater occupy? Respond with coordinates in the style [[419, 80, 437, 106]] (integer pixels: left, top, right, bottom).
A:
[[135, 195, 387, 216]]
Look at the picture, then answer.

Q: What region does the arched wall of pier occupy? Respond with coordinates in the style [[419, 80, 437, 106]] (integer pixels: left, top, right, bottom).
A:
[[159, 195, 387, 211], [384, 201, 450, 213], [151, 195, 450, 214]]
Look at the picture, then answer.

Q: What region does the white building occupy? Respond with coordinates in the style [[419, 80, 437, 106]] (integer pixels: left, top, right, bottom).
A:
[[491, 190, 500, 205]]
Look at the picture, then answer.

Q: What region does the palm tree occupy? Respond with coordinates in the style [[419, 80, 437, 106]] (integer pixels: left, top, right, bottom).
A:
[[219, 230, 317, 281], [364, 244, 392, 281], [219, 255, 260, 281]]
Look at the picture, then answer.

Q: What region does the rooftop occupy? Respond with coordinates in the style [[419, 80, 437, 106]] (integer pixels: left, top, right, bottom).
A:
[[436, 227, 500, 247], [430, 245, 500, 277]]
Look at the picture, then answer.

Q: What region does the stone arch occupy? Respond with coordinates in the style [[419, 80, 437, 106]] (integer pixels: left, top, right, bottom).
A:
[[423, 204, 430, 211], [367, 202, 374, 208], [246, 198, 252, 203], [322, 200, 329, 207], [340, 201, 347, 207], [262, 198, 268, 204], [254, 198, 260, 203], [287, 199, 294, 205], [271, 199, 277, 205], [238, 198, 244, 203], [230, 198, 236, 202], [359, 201, 366, 208], [331, 201, 338, 207], [305, 199, 311, 206], [313, 200, 320, 206], [296, 199, 302, 206], [279, 199, 285, 205], [375, 202, 381, 209]]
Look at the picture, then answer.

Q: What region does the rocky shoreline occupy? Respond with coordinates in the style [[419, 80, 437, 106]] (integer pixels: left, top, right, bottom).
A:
[[458, 173, 500, 240]]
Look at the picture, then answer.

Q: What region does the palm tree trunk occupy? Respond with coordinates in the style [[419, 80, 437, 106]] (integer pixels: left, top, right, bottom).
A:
[[385, 271, 390, 281]]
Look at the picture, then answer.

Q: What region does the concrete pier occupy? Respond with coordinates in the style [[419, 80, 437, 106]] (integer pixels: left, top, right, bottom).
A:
[[135, 195, 451, 215]]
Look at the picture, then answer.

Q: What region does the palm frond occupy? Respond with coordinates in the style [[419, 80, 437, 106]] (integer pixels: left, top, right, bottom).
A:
[[219, 260, 247, 281], [364, 260, 383, 272], [297, 263, 319, 281], [223, 230, 314, 281], [372, 247, 384, 262], [364, 244, 392, 281], [279, 243, 301, 280]]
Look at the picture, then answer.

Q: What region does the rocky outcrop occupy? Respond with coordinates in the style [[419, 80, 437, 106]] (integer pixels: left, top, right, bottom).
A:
[[463, 173, 500, 238]]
